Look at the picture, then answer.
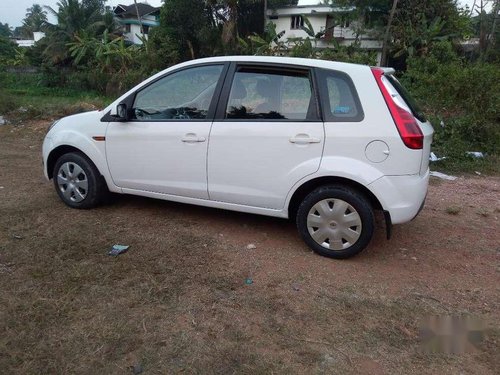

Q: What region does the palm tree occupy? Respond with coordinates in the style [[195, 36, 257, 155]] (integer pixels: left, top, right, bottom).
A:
[[42, 0, 106, 65], [20, 4, 48, 38]]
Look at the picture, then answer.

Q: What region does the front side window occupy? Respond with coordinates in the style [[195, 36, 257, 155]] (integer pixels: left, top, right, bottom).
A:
[[133, 65, 223, 121], [225, 67, 315, 121], [318, 69, 364, 122]]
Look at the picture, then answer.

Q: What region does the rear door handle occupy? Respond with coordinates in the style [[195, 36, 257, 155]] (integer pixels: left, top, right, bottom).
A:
[[181, 133, 206, 143], [289, 134, 321, 145]]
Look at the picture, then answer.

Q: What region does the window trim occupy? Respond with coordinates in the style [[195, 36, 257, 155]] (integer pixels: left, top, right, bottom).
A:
[[214, 62, 322, 123], [316, 68, 365, 122], [103, 62, 230, 123]]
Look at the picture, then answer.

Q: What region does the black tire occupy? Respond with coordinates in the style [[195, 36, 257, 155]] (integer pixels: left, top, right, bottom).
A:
[[53, 152, 107, 209], [296, 185, 374, 259]]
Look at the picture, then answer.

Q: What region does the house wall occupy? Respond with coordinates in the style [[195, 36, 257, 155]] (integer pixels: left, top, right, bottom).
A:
[[14, 31, 45, 48], [271, 14, 380, 46], [115, 13, 159, 45], [268, 11, 383, 64], [125, 24, 147, 44], [272, 13, 327, 40], [33, 32, 45, 42], [142, 14, 158, 23], [15, 40, 35, 47]]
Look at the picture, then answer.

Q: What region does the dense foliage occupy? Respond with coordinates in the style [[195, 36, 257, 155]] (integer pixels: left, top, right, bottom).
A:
[[401, 41, 499, 162]]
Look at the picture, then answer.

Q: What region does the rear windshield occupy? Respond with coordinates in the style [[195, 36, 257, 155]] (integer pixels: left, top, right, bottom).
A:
[[386, 75, 426, 122]]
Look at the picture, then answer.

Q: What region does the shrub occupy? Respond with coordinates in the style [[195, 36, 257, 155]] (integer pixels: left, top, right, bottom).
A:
[[401, 42, 500, 161], [0, 88, 16, 114]]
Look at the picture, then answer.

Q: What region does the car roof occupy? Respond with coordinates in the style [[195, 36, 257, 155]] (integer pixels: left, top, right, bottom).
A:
[[176, 55, 369, 72]]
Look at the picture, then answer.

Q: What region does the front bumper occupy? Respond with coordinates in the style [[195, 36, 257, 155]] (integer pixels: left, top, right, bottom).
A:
[[42, 136, 53, 180]]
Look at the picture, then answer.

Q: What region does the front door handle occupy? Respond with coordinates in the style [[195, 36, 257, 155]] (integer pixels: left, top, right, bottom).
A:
[[289, 134, 321, 145], [181, 133, 206, 143]]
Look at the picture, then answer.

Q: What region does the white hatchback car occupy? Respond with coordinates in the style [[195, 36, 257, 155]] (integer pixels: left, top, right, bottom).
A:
[[43, 56, 433, 258]]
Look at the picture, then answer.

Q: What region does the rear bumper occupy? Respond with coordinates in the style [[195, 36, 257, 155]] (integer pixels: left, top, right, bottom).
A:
[[368, 169, 429, 224]]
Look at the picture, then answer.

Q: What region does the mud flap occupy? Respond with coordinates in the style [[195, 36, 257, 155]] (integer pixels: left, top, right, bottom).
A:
[[383, 210, 392, 240]]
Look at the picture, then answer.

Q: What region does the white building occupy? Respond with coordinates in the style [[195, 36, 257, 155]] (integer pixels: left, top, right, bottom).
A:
[[113, 3, 160, 45], [267, 0, 383, 63], [14, 31, 45, 48]]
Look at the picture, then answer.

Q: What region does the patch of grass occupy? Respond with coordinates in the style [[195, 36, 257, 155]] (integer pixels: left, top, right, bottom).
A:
[[0, 89, 16, 114], [446, 206, 461, 215], [0, 71, 111, 121], [430, 155, 500, 176]]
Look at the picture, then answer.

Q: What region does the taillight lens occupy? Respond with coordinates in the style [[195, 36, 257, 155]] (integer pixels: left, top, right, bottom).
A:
[[371, 68, 423, 149]]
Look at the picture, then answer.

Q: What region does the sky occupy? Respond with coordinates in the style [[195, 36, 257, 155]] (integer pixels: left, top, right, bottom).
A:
[[0, 0, 489, 29]]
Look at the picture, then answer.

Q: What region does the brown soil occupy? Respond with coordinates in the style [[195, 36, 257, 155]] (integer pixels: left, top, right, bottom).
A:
[[0, 120, 499, 374]]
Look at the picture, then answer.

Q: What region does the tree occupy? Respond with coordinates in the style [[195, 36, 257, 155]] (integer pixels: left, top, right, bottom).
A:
[[239, 21, 286, 55], [380, 0, 398, 65], [0, 36, 17, 64], [325, 1, 469, 64], [471, 0, 500, 60], [68, 30, 138, 73], [157, 0, 219, 60], [209, 0, 283, 53], [0, 23, 12, 38], [0, 22, 17, 66], [42, 0, 108, 65], [44, 0, 105, 37], [390, 0, 471, 59], [485, 0, 500, 59], [209, 0, 244, 52], [19, 4, 48, 39]]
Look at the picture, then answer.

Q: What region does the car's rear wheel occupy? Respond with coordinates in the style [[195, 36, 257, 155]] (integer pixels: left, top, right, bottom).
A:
[[53, 152, 106, 209], [296, 186, 374, 259]]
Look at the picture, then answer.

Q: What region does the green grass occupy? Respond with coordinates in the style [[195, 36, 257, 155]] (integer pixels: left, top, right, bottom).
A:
[[430, 154, 500, 176], [0, 71, 111, 119]]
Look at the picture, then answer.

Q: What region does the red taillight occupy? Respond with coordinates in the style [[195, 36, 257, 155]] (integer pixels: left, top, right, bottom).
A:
[[371, 68, 423, 149]]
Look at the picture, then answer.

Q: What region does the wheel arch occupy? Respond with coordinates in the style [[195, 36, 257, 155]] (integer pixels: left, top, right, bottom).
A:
[[288, 176, 383, 220], [47, 145, 99, 180]]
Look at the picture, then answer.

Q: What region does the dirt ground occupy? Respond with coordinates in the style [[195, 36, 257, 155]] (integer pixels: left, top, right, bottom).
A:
[[0, 120, 499, 374]]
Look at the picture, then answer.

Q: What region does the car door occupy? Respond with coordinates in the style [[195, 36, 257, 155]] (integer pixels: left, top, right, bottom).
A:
[[207, 64, 324, 210], [106, 64, 226, 199]]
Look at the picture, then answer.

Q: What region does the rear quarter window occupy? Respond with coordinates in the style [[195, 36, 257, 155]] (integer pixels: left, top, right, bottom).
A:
[[317, 69, 364, 122], [385, 75, 426, 122]]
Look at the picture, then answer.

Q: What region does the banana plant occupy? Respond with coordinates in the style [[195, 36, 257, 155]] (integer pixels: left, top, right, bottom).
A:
[[240, 22, 286, 55]]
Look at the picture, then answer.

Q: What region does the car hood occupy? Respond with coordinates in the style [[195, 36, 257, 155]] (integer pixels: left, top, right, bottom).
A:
[[47, 110, 105, 138]]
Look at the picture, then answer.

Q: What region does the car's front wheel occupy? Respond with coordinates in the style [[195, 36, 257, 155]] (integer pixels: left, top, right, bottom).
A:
[[296, 186, 375, 259], [53, 152, 106, 209]]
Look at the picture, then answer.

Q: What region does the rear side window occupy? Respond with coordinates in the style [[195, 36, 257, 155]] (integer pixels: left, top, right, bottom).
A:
[[385, 75, 426, 122], [317, 69, 364, 122], [225, 66, 317, 121]]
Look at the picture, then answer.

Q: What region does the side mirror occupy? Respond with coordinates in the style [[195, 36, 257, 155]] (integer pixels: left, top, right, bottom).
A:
[[116, 103, 130, 121]]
